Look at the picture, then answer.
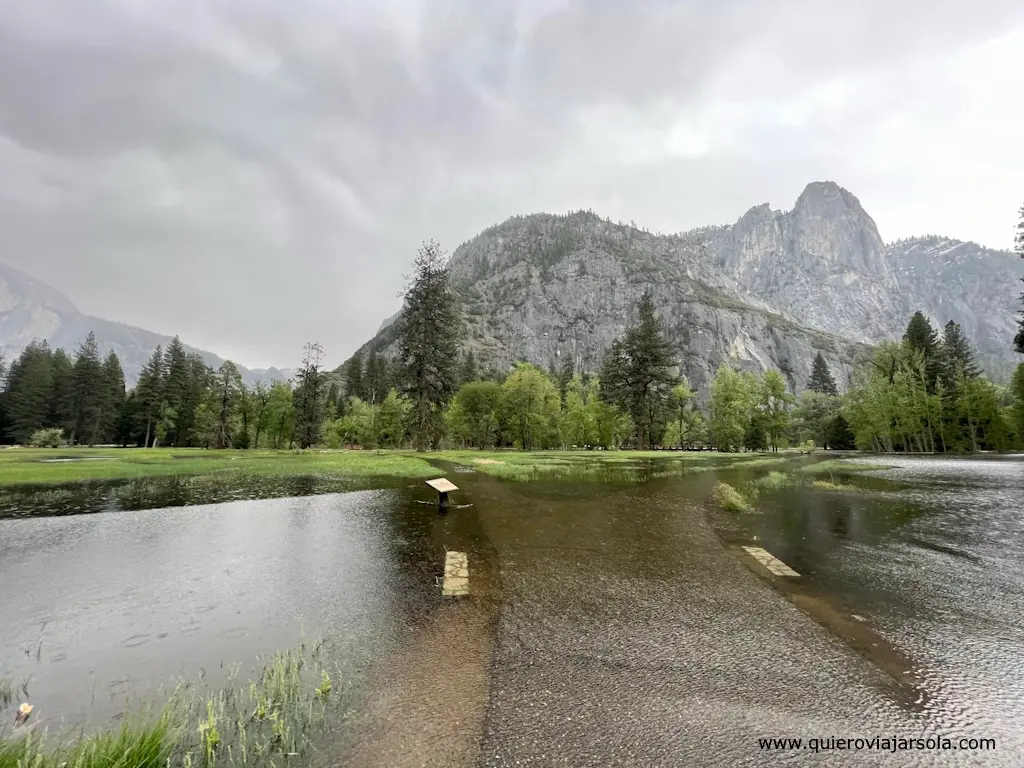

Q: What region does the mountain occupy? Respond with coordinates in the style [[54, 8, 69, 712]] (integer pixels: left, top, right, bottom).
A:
[[0, 263, 295, 387], [347, 181, 1021, 394]]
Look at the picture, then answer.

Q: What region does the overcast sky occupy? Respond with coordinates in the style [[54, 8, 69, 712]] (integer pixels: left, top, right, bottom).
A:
[[1, 0, 1022, 368]]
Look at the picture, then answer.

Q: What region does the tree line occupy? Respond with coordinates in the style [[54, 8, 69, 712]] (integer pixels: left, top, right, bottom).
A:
[[3, 232, 1024, 453]]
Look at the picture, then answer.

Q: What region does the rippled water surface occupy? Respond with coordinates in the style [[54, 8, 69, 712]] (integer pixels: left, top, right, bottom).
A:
[[2, 456, 1023, 766]]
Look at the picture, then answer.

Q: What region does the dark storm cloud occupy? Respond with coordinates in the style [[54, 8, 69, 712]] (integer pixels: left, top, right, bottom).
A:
[[1, 0, 1022, 366]]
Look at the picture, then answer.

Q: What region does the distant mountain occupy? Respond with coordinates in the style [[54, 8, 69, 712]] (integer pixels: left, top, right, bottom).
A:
[[0, 263, 295, 387], [346, 181, 1021, 392]]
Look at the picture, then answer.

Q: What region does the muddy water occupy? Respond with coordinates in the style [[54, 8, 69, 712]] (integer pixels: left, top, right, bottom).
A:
[[1, 457, 1023, 766]]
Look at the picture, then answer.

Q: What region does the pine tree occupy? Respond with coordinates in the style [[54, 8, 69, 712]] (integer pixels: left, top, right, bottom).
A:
[[398, 240, 462, 451], [903, 311, 942, 394], [824, 414, 856, 450], [344, 351, 365, 401], [326, 381, 340, 412], [71, 332, 104, 445], [940, 320, 980, 387], [162, 337, 190, 445], [4, 341, 54, 444], [210, 361, 243, 449], [294, 342, 326, 449], [460, 350, 478, 385], [134, 346, 165, 447], [180, 352, 211, 445], [47, 348, 76, 435], [1015, 203, 1024, 354], [807, 352, 838, 396], [599, 292, 674, 448], [364, 349, 386, 404], [100, 351, 126, 443]]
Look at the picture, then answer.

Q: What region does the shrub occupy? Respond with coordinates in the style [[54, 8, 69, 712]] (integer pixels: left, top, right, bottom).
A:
[[797, 439, 816, 454], [28, 428, 65, 448]]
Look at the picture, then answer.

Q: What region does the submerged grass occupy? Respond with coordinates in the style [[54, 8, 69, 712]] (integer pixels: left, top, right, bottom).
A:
[[0, 644, 341, 767], [0, 448, 438, 487], [713, 481, 753, 513], [799, 458, 890, 475], [431, 449, 775, 482]]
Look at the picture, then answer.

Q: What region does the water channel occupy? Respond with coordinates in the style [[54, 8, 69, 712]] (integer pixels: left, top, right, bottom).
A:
[[1, 455, 1022, 765]]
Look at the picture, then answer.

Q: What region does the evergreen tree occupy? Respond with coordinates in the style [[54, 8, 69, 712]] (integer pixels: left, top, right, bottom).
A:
[[180, 352, 211, 446], [47, 348, 76, 435], [210, 361, 243, 449], [397, 240, 462, 451], [100, 351, 126, 443], [364, 349, 387, 404], [807, 352, 838, 396], [903, 311, 942, 394], [294, 341, 326, 449], [460, 350, 479, 385], [4, 341, 54, 444], [71, 332, 104, 445], [162, 337, 191, 445], [344, 351, 365, 401], [557, 355, 575, 404], [134, 346, 165, 447], [1015, 203, 1024, 354], [599, 291, 674, 448], [326, 381, 340, 412], [251, 382, 272, 449], [824, 414, 856, 450], [940, 320, 980, 386]]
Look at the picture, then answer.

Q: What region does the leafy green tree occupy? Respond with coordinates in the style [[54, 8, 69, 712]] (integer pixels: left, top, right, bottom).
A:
[[708, 364, 752, 452], [154, 403, 178, 448], [340, 396, 376, 447], [4, 341, 54, 444], [807, 352, 838, 396], [294, 342, 326, 449], [71, 332, 104, 445], [134, 346, 165, 447], [377, 389, 412, 447], [791, 390, 840, 448], [957, 375, 1011, 451], [562, 374, 594, 447], [397, 240, 462, 450], [501, 363, 561, 450], [758, 370, 794, 452], [265, 382, 296, 448], [451, 381, 502, 448], [599, 292, 675, 448], [250, 382, 272, 449]]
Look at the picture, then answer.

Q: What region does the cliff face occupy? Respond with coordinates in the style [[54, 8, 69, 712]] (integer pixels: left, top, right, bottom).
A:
[[350, 181, 1020, 391]]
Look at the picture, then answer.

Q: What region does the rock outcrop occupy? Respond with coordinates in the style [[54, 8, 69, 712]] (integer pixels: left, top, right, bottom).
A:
[[350, 181, 1021, 391]]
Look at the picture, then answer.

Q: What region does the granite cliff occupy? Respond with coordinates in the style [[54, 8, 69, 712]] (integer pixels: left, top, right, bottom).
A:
[[0, 262, 294, 387], [350, 181, 1020, 393]]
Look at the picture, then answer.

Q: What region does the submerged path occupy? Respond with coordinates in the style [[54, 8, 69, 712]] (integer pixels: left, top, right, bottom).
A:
[[464, 473, 947, 767]]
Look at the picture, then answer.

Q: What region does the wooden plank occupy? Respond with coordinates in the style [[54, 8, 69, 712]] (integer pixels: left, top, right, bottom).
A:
[[426, 478, 458, 493]]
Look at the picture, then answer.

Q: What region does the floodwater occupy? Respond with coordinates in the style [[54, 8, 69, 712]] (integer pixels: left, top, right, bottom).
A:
[[1, 456, 1023, 766]]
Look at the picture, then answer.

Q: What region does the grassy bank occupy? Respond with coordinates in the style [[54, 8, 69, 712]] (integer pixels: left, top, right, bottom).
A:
[[430, 449, 775, 481], [0, 643, 340, 767], [0, 448, 439, 487]]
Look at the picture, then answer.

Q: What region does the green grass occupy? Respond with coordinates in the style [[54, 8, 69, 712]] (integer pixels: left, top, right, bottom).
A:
[[430, 449, 775, 482], [811, 480, 856, 491], [799, 459, 890, 475], [744, 471, 791, 495], [0, 644, 339, 767], [0, 448, 438, 487], [712, 481, 754, 513]]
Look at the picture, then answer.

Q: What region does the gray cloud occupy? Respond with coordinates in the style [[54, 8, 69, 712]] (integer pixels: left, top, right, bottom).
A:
[[1, 0, 1022, 367]]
